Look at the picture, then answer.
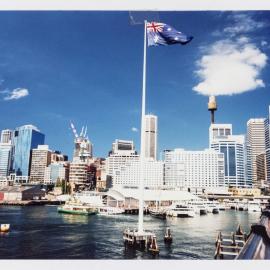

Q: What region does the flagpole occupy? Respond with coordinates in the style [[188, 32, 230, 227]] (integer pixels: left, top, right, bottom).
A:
[[138, 20, 147, 234]]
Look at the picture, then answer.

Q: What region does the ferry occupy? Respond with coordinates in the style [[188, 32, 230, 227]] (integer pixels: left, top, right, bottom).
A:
[[247, 201, 261, 212], [204, 201, 219, 214], [237, 202, 248, 211], [167, 204, 195, 218], [187, 200, 208, 215], [57, 201, 97, 216]]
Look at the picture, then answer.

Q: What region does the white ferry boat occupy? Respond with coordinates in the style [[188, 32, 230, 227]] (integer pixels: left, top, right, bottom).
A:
[[204, 201, 219, 214], [167, 204, 195, 218], [236, 202, 248, 211], [247, 201, 261, 212], [187, 200, 207, 215]]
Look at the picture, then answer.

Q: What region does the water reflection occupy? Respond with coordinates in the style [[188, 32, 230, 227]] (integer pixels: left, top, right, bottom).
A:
[[59, 213, 90, 224], [0, 206, 263, 259]]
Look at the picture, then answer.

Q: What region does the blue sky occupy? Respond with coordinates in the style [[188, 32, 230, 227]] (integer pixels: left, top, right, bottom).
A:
[[0, 11, 269, 159]]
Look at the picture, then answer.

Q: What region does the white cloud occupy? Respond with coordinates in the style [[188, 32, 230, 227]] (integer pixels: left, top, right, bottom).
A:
[[224, 14, 266, 36], [3, 88, 29, 100], [131, 127, 138, 132], [193, 39, 267, 96]]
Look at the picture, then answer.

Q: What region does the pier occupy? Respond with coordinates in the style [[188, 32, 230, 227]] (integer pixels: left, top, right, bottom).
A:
[[0, 200, 62, 206]]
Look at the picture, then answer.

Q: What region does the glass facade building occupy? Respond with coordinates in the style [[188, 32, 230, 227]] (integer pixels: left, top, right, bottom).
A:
[[209, 124, 247, 187], [13, 125, 45, 176], [0, 143, 13, 177]]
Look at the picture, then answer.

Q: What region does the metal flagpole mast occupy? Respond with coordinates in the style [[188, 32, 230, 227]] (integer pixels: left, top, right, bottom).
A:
[[138, 20, 147, 234]]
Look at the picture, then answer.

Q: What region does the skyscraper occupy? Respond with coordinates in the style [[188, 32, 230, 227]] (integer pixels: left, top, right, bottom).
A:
[[209, 124, 247, 187], [13, 125, 45, 176], [144, 114, 157, 160], [265, 106, 270, 183], [0, 143, 13, 177], [30, 145, 52, 183], [246, 118, 266, 187], [0, 129, 13, 143]]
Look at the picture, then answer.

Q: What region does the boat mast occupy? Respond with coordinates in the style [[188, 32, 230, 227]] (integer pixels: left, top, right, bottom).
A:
[[138, 20, 147, 234]]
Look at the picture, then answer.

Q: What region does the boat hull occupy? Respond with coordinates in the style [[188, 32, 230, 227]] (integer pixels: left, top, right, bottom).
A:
[[57, 207, 96, 216], [149, 210, 166, 220]]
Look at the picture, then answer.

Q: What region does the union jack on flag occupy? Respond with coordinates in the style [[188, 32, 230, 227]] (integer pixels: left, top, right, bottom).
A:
[[147, 22, 193, 47]]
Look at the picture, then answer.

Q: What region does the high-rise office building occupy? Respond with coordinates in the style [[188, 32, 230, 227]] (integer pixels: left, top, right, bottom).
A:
[[13, 125, 45, 176], [0, 143, 13, 177], [113, 159, 164, 188], [209, 124, 247, 187], [144, 114, 157, 160], [246, 118, 266, 187], [29, 145, 51, 182], [164, 148, 225, 188], [106, 139, 138, 187], [256, 152, 267, 186], [0, 129, 13, 143], [265, 106, 270, 183], [69, 161, 91, 192], [44, 162, 69, 184], [110, 139, 136, 156]]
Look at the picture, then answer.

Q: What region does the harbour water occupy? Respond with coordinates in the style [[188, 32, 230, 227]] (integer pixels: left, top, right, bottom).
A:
[[0, 206, 261, 259]]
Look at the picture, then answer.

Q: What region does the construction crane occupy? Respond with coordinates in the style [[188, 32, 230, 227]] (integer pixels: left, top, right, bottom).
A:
[[70, 122, 79, 138]]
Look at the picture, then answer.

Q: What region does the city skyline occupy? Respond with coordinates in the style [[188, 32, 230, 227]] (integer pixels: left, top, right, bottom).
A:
[[0, 11, 269, 158]]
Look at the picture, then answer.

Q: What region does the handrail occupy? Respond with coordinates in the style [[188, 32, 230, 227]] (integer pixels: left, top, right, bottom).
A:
[[236, 210, 270, 259]]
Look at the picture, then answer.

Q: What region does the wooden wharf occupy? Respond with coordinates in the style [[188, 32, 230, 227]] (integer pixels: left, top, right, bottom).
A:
[[214, 225, 248, 259]]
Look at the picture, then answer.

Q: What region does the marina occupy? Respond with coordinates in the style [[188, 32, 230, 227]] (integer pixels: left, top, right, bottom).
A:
[[0, 205, 262, 259]]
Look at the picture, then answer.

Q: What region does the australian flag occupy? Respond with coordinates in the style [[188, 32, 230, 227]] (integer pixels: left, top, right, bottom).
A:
[[147, 22, 193, 46]]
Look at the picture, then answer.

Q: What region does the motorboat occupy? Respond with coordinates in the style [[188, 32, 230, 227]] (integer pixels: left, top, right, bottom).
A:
[[98, 206, 125, 216], [149, 208, 167, 219], [166, 204, 195, 218]]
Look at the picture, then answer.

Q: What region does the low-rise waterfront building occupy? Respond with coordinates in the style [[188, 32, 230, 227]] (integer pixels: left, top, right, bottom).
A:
[[0, 185, 46, 201], [228, 187, 261, 197]]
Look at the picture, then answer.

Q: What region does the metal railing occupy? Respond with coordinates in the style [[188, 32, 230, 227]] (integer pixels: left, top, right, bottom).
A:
[[236, 209, 270, 259]]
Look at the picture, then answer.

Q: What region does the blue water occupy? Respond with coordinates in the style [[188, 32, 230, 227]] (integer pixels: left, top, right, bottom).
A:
[[0, 206, 261, 259]]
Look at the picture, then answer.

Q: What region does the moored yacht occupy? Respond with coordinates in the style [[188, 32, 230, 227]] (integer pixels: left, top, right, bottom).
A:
[[204, 200, 219, 214], [247, 201, 261, 212], [149, 208, 167, 219], [166, 204, 195, 218], [98, 206, 125, 216], [187, 200, 207, 215]]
